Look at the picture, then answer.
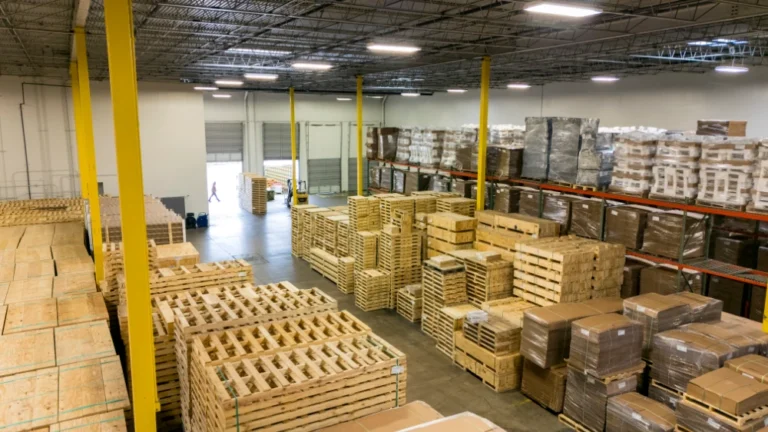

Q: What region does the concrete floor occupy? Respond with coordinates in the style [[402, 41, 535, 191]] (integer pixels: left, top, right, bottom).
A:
[[187, 194, 567, 432]]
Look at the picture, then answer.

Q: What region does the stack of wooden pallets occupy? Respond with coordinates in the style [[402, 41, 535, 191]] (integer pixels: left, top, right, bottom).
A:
[[302, 208, 331, 260], [0, 198, 84, 227], [427, 212, 477, 257], [380, 196, 415, 225], [355, 269, 391, 312], [348, 196, 380, 232], [481, 297, 537, 327], [311, 210, 339, 252], [155, 242, 200, 268], [454, 327, 523, 392], [239, 173, 268, 214], [310, 247, 339, 283], [397, 284, 423, 322], [474, 211, 559, 261], [187, 311, 371, 432], [378, 225, 422, 308], [324, 214, 348, 255], [465, 251, 513, 307], [337, 219, 350, 256], [435, 303, 479, 358], [463, 315, 521, 354], [51, 221, 85, 245], [421, 255, 468, 339], [513, 237, 596, 306], [413, 195, 437, 214], [591, 242, 625, 298], [101, 240, 158, 334], [100, 196, 185, 245], [353, 231, 378, 272], [290, 204, 317, 257], [337, 256, 355, 293], [437, 197, 475, 217]]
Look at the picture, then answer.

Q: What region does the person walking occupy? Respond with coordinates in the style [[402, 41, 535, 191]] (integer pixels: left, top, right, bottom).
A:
[[208, 181, 220, 202]]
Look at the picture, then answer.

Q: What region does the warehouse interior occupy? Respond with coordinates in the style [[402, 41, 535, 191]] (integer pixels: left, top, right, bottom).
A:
[[4, 0, 768, 431]]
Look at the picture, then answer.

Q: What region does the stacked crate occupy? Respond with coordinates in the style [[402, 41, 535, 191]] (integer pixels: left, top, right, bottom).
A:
[[378, 224, 422, 308], [421, 255, 468, 339], [465, 251, 513, 307], [302, 208, 331, 259], [290, 204, 318, 257], [100, 196, 185, 245], [473, 211, 559, 261], [435, 303, 479, 358], [591, 242, 625, 298], [355, 269, 391, 311], [353, 231, 378, 273], [348, 196, 380, 232], [513, 237, 595, 306], [437, 197, 475, 217], [238, 173, 268, 214], [310, 247, 339, 283], [455, 315, 524, 392], [154, 242, 199, 268], [337, 256, 356, 293], [413, 195, 437, 214], [380, 196, 415, 225], [427, 212, 477, 257], [324, 214, 348, 254], [312, 211, 341, 251], [397, 284, 423, 322]]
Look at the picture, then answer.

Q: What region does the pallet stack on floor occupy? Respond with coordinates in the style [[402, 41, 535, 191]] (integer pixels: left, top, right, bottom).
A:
[[378, 222, 422, 308], [427, 212, 477, 258], [435, 303, 479, 358], [0, 219, 132, 431], [437, 196, 476, 217], [474, 210, 559, 261], [465, 251, 513, 307], [100, 196, 185, 245], [397, 283, 423, 322], [421, 255, 468, 339], [238, 173, 268, 215], [0, 198, 84, 227]]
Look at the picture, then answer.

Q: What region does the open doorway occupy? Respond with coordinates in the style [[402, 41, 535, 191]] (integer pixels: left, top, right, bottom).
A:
[[206, 161, 242, 217]]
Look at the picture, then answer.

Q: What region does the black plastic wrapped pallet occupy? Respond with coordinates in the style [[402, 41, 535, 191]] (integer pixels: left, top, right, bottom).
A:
[[569, 199, 603, 239], [378, 128, 399, 161], [708, 276, 747, 315], [713, 235, 758, 268], [750, 285, 765, 323], [493, 185, 520, 213], [548, 117, 583, 184], [521, 117, 551, 180], [519, 190, 540, 217]]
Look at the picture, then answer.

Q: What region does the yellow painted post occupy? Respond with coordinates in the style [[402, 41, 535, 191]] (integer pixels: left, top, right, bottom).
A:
[[356, 76, 363, 196], [101, 1, 159, 429], [69, 62, 89, 199], [476, 56, 491, 211], [290, 87, 298, 205], [763, 282, 768, 333], [74, 28, 105, 282]]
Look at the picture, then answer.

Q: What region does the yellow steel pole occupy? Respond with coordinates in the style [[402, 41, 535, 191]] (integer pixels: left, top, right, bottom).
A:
[[476, 56, 491, 211], [101, 1, 158, 429], [69, 62, 89, 199], [763, 282, 768, 333], [356, 75, 363, 196], [74, 28, 105, 282], [290, 87, 298, 205]]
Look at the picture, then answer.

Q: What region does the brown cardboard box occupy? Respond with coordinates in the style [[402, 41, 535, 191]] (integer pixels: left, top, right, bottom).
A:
[[623, 293, 692, 358], [676, 398, 768, 432], [648, 381, 681, 411], [640, 211, 706, 259], [563, 366, 637, 431], [639, 266, 702, 295], [397, 413, 504, 432], [521, 359, 567, 412], [758, 246, 768, 272], [651, 329, 737, 392], [751, 286, 766, 323], [719, 313, 768, 356], [604, 205, 651, 250], [709, 276, 747, 315], [683, 322, 762, 357], [519, 190, 540, 217], [569, 199, 603, 239], [621, 260, 648, 298], [317, 401, 443, 432], [542, 194, 576, 234], [492, 185, 520, 213], [727, 355, 768, 384], [714, 236, 758, 268], [606, 392, 675, 432], [696, 120, 747, 137], [668, 292, 722, 323], [569, 313, 643, 377], [521, 298, 624, 368], [687, 368, 768, 416]]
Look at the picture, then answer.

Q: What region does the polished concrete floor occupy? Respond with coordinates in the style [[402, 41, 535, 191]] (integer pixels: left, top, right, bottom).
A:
[[186, 194, 566, 432]]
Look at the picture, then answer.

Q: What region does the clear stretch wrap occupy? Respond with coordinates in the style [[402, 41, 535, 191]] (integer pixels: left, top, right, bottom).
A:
[[549, 117, 584, 184], [541, 193, 575, 234], [698, 137, 758, 206], [607, 392, 676, 432], [563, 367, 637, 431], [378, 127, 398, 161], [521, 117, 551, 180], [486, 146, 523, 178], [366, 127, 379, 159], [640, 210, 706, 259], [639, 265, 703, 295], [440, 127, 476, 172], [393, 170, 406, 194], [667, 292, 722, 323], [650, 135, 702, 199], [623, 293, 692, 358], [408, 127, 422, 165], [577, 119, 614, 186], [518, 188, 541, 217], [569, 198, 604, 239], [610, 131, 660, 195], [492, 185, 520, 213], [369, 165, 381, 189], [575, 169, 612, 187], [396, 127, 412, 163], [490, 124, 525, 148], [569, 313, 643, 377], [604, 205, 656, 250], [418, 129, 445, 168], [428, 175, 450, 192]]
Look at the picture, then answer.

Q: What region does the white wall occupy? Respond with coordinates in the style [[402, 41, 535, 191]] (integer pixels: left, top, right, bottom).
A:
[[384, 69, 768, 136], [0, 76, 209, 214]]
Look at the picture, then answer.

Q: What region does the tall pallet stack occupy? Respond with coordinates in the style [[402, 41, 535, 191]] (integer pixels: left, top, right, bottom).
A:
[[513, 237, 595, 306], [380, 196, 415, 225], [337, 256, 355, 293], [353, 231, 379, 273], [413, 195, 437, 214], [290, 204, 317, 257], [474, 211, 559, 261], [238, 173, 268, 215], [314, 211, 342, 253], [101, 240, 158, 335], [421, 255, 468, 339], [397, 284, 423, 322], [455, 315, 524, 392], [698, 138, 757, 209], [435, 303, 479, 358], [337, 219, 351, 256], [378, 224, 422, 307], [591, 242, 625, 298], [100, 196, 185, 245], [348, 196, 380, 232], [437, 197, 475, 217], [310, 247, 339, 282], [465, 251, 513, 307], [609, 131, 658, 197], [302, 207, 331, 260], [355, 269, 392, 312], [427, 212, 477, 258]]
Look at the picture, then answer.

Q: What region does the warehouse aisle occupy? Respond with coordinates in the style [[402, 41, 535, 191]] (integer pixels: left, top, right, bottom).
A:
[[186, 196, 567, 432]]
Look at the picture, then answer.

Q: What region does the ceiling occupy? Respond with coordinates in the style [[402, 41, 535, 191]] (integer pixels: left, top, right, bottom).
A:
[[2, 0, 768, 93]]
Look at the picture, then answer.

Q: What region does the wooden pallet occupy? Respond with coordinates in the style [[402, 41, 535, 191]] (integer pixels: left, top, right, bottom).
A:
[[421, 256, 467, 340], [436, 197, 475, 217], [558, 413, 598, 432], [155, 242, 200, 268], [353, 231, 379, 272], [435, 305, 478, 359], [55, 320, 115, 366], [695, 199, 747, 212], [337, 256, 355, 294], [481, 297, 537, 328], [4, 276, 53, 304], [14, 259, 55, 280], [310, 247, 339, 283], [454, 332, 522, 393], [465, 252, 513, 307], [463, 315, 520, 355], [682, 393, 768, 426], [53, 273, 97, 298], [355, 269, 391, 312], [396, 285, 422, 323]]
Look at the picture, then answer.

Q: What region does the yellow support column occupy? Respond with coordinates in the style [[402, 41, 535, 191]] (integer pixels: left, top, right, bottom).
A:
[[476, 56, 491, 211], [763, 282, 768, 333], [356, 76, 363, 196], [290, 87, 298, 205], [74, 29, 105, 282], [69, 63, 89, 199], [101, 1, 158, 430]]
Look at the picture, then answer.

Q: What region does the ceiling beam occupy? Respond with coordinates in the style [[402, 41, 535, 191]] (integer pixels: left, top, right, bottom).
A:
[[70, 0, 91, 61]]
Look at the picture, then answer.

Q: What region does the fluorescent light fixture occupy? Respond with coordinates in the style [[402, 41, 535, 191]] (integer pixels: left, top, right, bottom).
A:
[[367, 96, 384, 99], [525, 3, 601, 17], [244, 73, 278, 80], [591, 76, 620, 82], [227, 48, 291, 56], [193, 86, 218, 91], [214, 80, 243, 86], [715, 65, 749, 73], [292, 62, 332, 70], [368, 44, 420, 54], [447, 89, 467, 93], [212, 94, 232, 98], [688, 41, 711, 46], [507, 83, 531, 89], [336, 97, 352, 101], [713, 38, 735, 43], [401, 92, 420, 97]]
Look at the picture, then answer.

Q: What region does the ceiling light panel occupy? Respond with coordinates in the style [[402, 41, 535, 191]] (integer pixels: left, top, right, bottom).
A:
[[368, 44, 421, 54], [525, 3, 602, 17]]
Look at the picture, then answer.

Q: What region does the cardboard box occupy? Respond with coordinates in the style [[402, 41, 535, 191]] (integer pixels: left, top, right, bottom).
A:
[[751, 286, 765, 323], [640, 211, 706, 259], [519, 190, 540, 217], [726, 354, 768, 384], [521, 298, 623, 368], [676, 398, 768, 432], [687, 368, 768, 416], [521, 359, 567, 412], [621, 260, 648, 298], [719, 313, 768, 356], [318, 401, 443, 432], [651, 329, 737, 392], [542, 194, 576, 234], [569, 313, 643, 377], [604, 205, 651, 250], [569, 199, 603, 239], [668, 292, 722, 323], [714, 236, 758, 268], [399, 412, 504, 432], [623, 293, 692, 358], [639, 265, 702, 295], [563, 366, 637, 431], [708, 276, 747, 315], [683, 322, 762, 357], [696, 120, 747, 137], [607, 392, 675, 432]]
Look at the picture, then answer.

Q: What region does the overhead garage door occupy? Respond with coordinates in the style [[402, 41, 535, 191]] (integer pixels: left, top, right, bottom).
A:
[[263, 122, 299, 160], [307, 123, 341, 194], [205, 122, 243, 162]]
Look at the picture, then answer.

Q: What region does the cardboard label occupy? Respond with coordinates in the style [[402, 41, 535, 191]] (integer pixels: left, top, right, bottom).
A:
[[580, 329, 590, 337], [617, 330, 625, 336], [582, 204, 589, 209], [652, 216, 660, 221], [618, 382, 626, 389], [636, 306, 646, 313], [707, 418, 721, 429], [676, 345, 688, 353], [239, 271, 247, 277], [391, 365, 405, 375], [611, 210, 618, 216], [743, 373, 755, 380]]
